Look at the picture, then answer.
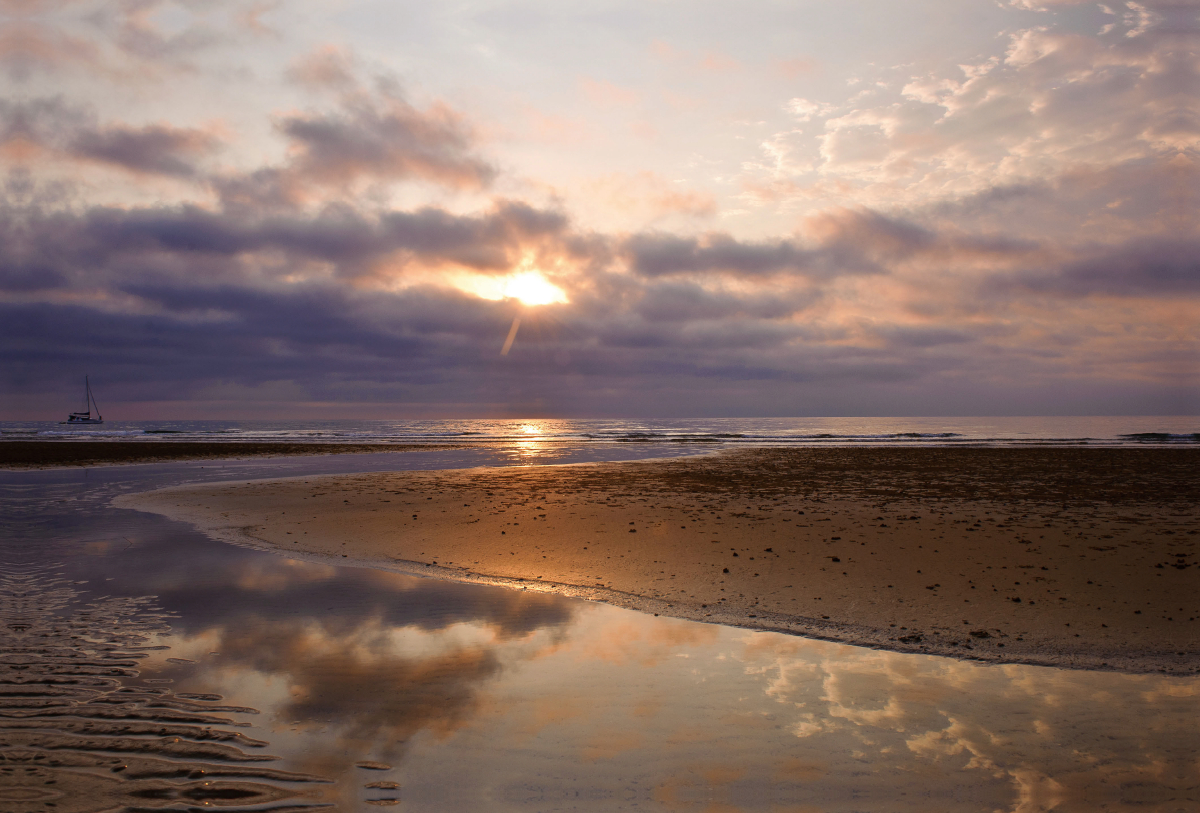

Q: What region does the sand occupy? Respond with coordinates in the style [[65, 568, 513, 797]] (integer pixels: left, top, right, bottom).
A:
[[0, 441, 468, 469], [116, 447, 1200, 674]]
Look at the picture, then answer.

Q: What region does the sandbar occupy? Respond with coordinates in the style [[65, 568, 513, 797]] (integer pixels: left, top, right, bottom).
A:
[[117, 447, 1199, 674]]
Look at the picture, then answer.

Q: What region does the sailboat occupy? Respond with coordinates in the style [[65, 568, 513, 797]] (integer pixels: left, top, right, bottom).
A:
[[62, 376, 103, 425]]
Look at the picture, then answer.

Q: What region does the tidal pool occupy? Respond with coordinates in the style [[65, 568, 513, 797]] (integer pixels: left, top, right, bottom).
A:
[[1, 450, 1196, 811]]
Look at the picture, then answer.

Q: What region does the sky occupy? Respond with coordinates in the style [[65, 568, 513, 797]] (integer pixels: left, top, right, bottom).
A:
[[2, 0, 1197, 419]]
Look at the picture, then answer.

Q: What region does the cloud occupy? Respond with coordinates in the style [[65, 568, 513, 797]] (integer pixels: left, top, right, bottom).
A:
[[1, 3, 1196, 418], [873, 326, 975, 349], [2, 0, 268, 80], [752, 3, 1199, 213], [285, 45, 359, 91], [623, 210, 948, 279], [633, 280, 811, 322], [276, 88, 495, 190], [0, 19, 103, 81], [70, 122, 220, 177], [2, 184, 1194, 417], [206, 56, 498, 204], [623, 233, 813, 278], [1, 97, 219, 178], [4, 46, 495, 198], [1, 198, 570, 286], [785, 97, 833, 121], [998, 237, 1200, 296]]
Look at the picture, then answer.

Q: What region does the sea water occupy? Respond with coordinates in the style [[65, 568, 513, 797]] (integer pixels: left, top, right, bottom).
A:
[[3, 415, 1198, 446]]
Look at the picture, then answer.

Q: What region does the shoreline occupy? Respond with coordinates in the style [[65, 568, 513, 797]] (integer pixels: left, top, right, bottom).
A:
[[115, 447, 1199, 674], [0, 440, 473, 470]]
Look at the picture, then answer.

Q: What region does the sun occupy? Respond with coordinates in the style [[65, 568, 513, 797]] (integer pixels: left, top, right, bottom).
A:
[[503, 272, 568, 306]]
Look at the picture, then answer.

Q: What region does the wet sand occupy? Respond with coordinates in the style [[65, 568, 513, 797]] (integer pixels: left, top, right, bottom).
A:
[[0, 440, 468, 469], [0, 569, 330, 810], [117, 447, 1200, 674]]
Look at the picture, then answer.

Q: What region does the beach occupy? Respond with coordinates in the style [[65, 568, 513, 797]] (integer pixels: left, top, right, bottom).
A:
[[117, 447, 1199, 674]]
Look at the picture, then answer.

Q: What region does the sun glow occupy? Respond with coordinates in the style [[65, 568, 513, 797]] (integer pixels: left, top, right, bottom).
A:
[[447, 263, 570, 307], [502, 272, 568, 306]]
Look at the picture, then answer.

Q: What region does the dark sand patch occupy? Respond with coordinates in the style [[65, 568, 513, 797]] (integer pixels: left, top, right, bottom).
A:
[[0, 441, 469, 469], [118, 447, 1199, 674]]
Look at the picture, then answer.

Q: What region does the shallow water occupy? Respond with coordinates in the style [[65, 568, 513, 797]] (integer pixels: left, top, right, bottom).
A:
[[2, 449, 1197, 811]]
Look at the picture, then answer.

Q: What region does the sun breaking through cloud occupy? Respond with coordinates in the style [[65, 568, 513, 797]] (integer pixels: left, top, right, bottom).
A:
[[1, 0, 1196, 418], [502, 272, 569, 307]]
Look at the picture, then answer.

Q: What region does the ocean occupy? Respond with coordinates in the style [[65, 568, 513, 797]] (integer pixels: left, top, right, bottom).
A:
[[2, 415, 1197, 446]]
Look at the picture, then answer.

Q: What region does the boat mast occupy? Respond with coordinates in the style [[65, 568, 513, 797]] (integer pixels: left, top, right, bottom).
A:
[[86, 376, 101, 421]]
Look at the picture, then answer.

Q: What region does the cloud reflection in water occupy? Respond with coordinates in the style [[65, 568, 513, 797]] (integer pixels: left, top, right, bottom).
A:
[[112, 533, 1199, 813]]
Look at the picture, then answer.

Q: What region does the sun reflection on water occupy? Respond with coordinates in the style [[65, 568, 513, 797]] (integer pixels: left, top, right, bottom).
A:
[[503, 423, 550, 464]]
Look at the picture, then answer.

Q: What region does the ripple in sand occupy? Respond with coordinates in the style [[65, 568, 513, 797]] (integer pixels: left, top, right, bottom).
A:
[[0, 566, 331, 812]]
